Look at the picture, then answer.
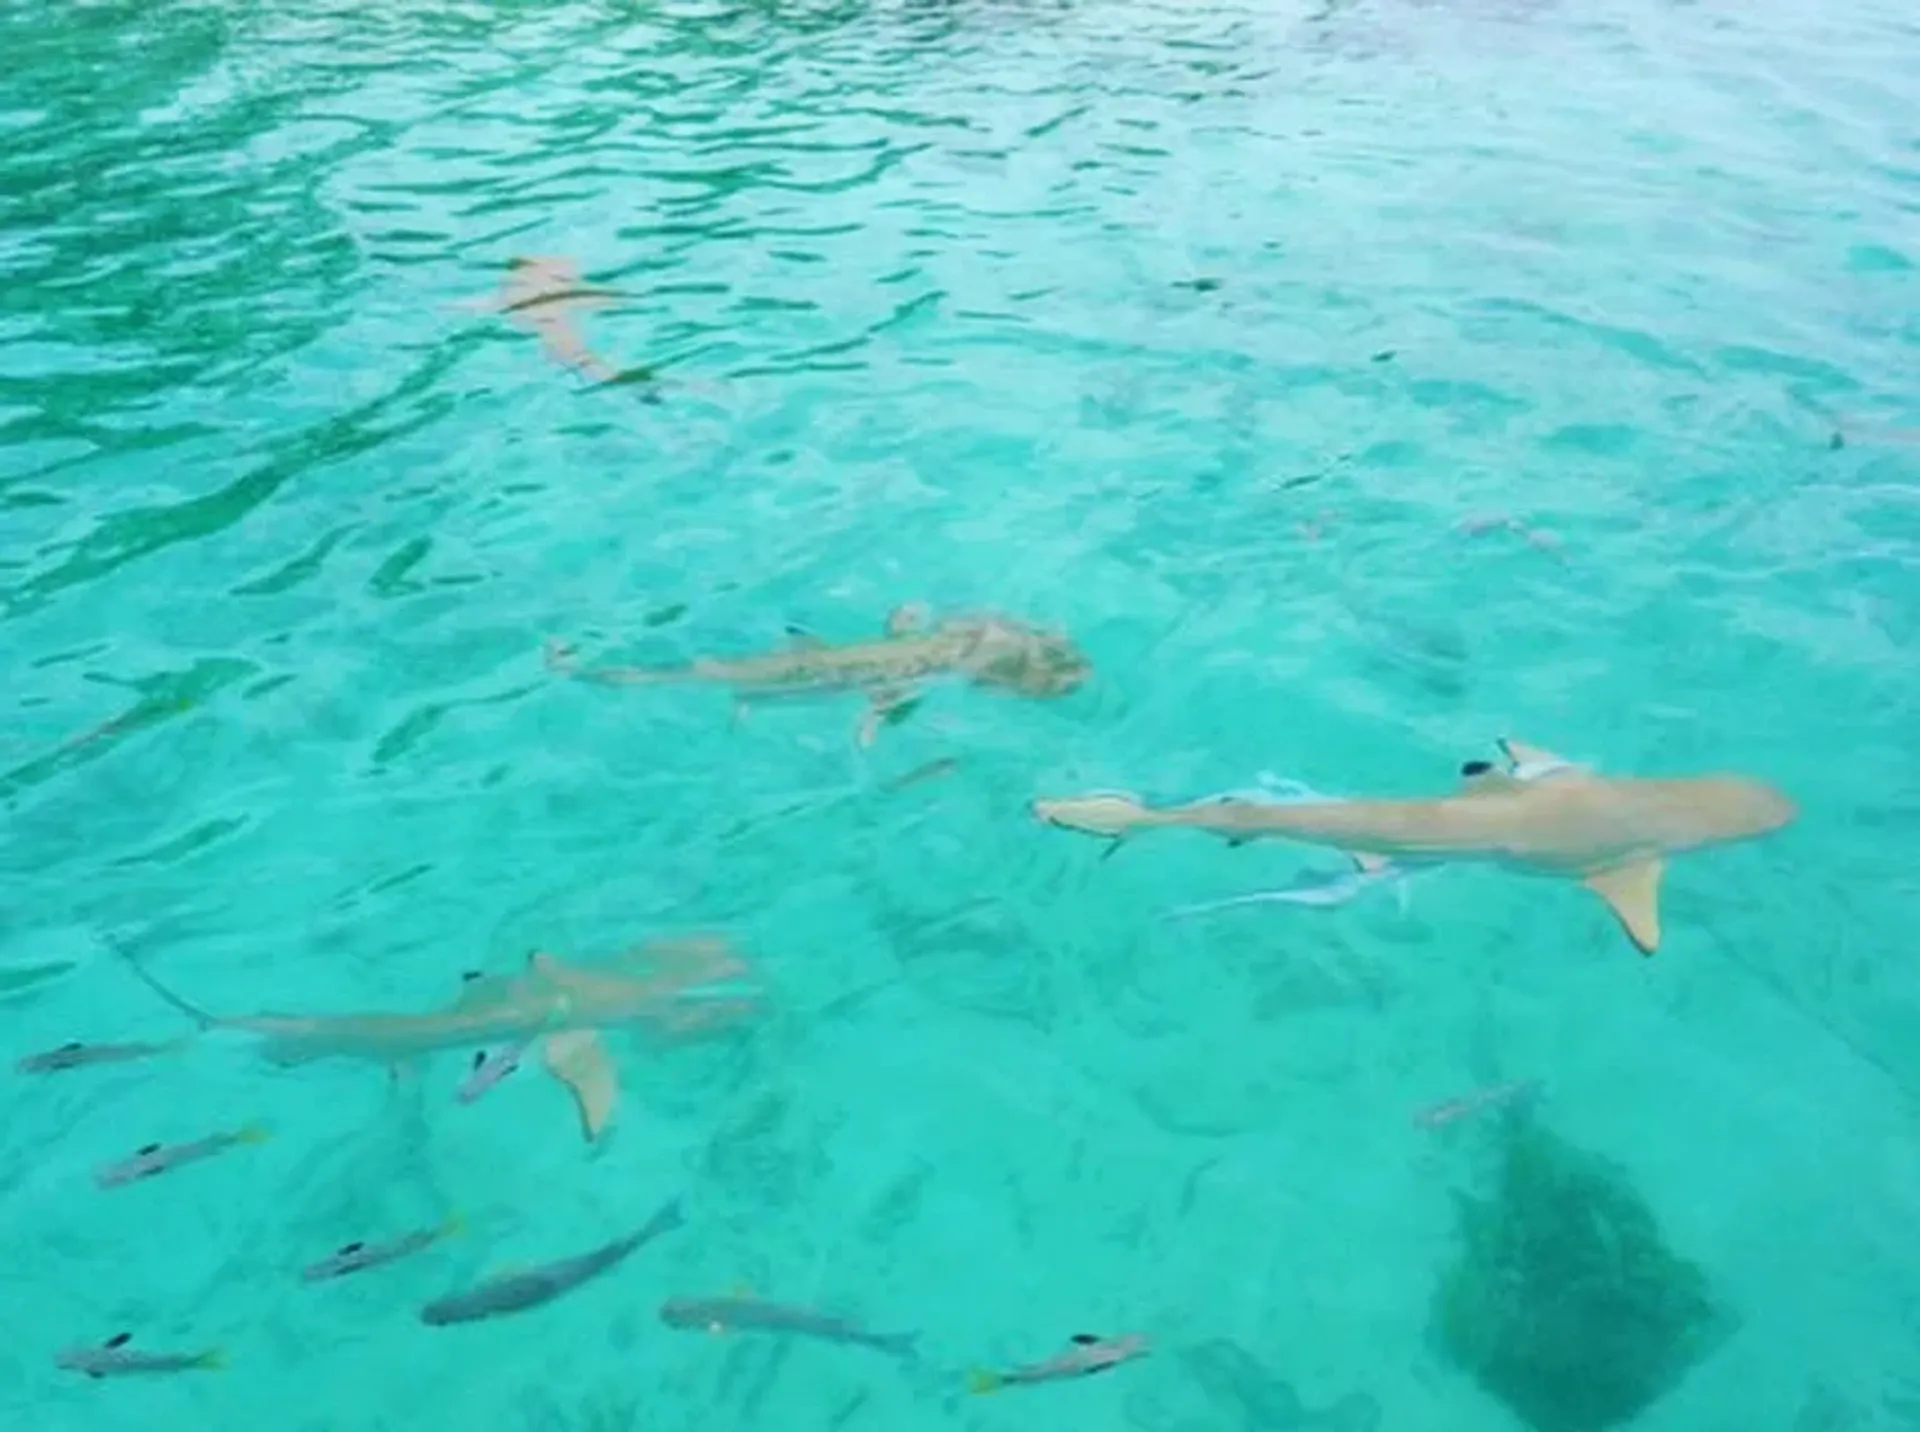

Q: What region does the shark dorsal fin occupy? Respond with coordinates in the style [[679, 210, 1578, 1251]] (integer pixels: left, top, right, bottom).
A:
[[1457, 760, 1524, 796], [541, 1030, 618, 1142], [784, 624, 825, 650], [526, 951, 573, 985], [1499, 737, 1582, 780], [1584, 859, 1664, 955], [453, 973, 516, 1012]]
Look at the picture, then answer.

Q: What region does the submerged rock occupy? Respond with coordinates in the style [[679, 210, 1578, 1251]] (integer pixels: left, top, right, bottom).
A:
[[1431, 1120, 1736, 1432]]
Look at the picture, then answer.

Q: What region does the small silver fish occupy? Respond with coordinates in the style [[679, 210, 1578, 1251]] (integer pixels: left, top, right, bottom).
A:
[[1414, 1078, 1542, 1131], [659, 1294, 919, 1359], [94, 1124, 269, 1189], [56, 1332, 223, 1379], [302, 1212, 465, 1281], [419, 1196, 683, 1326], [17, 1037, 189, 1074], [969, 1332, 1150, 1393], [455, 1042, 526, 1103]]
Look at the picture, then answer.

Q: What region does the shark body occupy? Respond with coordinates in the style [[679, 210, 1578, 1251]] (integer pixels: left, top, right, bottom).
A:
[[126, 938, 759, 1141], [1031, 739, 1795, 954], [549, 605, 1088, 746]]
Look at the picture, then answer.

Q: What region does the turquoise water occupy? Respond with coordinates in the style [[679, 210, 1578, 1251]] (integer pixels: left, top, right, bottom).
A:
[[5, 0, 1920, 1425]]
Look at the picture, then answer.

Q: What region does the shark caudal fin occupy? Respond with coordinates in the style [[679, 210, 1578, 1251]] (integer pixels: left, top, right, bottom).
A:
[[105, 936, 222, 1030], [1031, 793, 1150, 845], [1583, 860, 1665, 956]]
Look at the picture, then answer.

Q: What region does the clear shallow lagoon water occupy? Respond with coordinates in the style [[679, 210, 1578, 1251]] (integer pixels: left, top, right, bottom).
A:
[[4, 0, 1919, 1427]]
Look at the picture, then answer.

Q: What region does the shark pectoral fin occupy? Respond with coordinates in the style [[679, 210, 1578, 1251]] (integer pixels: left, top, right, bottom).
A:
[[1583, 859, 1664, 955], [1351, 851, 1395, 874], [541, 1030, 619, 1142], [856, 685, 921, 748]]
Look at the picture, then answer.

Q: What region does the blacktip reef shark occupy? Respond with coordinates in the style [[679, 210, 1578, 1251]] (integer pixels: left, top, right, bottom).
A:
[[119, 937, 761, 1141], [547, 603, 1090, 746], [1031, 738, 1796, 955]]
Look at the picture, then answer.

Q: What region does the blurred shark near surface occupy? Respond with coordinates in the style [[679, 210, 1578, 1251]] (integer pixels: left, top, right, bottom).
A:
[[117, 936, 762, 1141]]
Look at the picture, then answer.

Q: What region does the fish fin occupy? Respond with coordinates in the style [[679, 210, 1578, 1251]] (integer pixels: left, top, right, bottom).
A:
[[104, 1333, 131, 1349], [884, 1331, 922, 1361], [59, 1040, 82, 1051], [137, 1142, 160, 1156], [1071, 1333, 1101, 1345], [236, 1123, 271, 1144], [87, 1371, 103, 1380], [541, 1029, 619, 1141], [452, 973, 517, 1011], [857, 686, 921, 748], [195, 1349, 225, 1371], [440, 1211, 466, 1238], [1583, 859, 1664, 955], [784, 624, 824, 650], [966, 1369, 1003, 1395], [1457, 760, 1524, 795], [1032, 793, 1150, 841], [470, 1050, 487, 1069], [1352, 851, 1394, 874], [1498, 737, 1581, 777], [461, 969, 483, 983], [885, 603, 928, 636], [526, 951, 575, 984], [338, 1241, 365, 1255]]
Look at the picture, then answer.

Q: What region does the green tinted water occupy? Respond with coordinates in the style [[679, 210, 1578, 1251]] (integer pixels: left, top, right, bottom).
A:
[[4, 1, 1919, 1428]]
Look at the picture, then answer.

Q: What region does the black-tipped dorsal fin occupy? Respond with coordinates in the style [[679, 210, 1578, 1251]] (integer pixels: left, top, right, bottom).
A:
[[1584, 859, 1664, 955], [784, 623, 824, 650], [1499, 737, 1579, 776], [1070, 1333, 1100, 1345], [137, 1142, 161, 1156], [1458, 760, 1524, 795], [105, 1332, 131, 1349], [338, 1241, 364, 1255]]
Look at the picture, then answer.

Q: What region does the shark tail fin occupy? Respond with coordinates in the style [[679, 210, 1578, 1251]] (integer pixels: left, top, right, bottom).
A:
[[1032, 792, 1151, 843], [106, 937, 221, 1030]]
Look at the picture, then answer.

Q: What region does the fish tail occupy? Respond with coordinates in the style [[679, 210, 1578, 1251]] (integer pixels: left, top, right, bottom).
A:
[[235, 1122, 271, 1145], [105, 937, 221, 1030], [195, 1349, 226, 1371], [965, 1369, 1003, 1395], [440, 1210, 466, 1239]]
